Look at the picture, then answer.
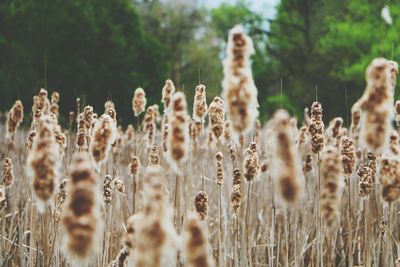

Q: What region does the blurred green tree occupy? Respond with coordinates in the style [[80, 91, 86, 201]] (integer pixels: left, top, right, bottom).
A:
[[0, 0, 167, 125]]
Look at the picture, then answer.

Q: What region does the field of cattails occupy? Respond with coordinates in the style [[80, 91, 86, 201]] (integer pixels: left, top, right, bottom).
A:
[[1, 25, 400, 267]]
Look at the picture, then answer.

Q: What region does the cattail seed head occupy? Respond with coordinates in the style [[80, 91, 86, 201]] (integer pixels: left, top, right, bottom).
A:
[[208, 97, 225, 140], [326, 117, 343, 147], [130, 156, 141, 176], [149, 145, 160, 166], [103, 175, 113, 204], [6, 100, 24, 146], [215, 152, 224, 185], [193, 84, 207, 123], [112, 177, 125, 194], [222, 24, 259, 135], [27, 116, 61, 211], [359, 58, 396, 151], [194, 191, 208, 220], [162, 79, 176, 111], [90, 114, 117, 165], [132, 87, 147, 116], [379, 156, 400, 202], [166, 92, 189, 172], [231, 168, 243, 214], [143, 105, 157, 147], [162, 114, 169, 152], [308, 102, 325, 154], [2, 158, 14, 187], [223, 120, 232, 143], [357, 163, 374, 197], [133, 165, 177, 267], [341, 137, 356, 175], [320, 145, 342, 230], [271, 110, 304, 203], [62, 151, 100, 261], [243, 142, 260, 182], [50, 91, 60, 117], [184, 213, 214, 267]]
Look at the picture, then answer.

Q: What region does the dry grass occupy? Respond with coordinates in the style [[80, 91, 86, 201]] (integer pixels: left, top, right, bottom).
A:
[[0, 30, 400, 267]]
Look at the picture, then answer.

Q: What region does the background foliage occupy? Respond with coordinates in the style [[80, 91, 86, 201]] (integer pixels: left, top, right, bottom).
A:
[[0, 0, 398, 125]]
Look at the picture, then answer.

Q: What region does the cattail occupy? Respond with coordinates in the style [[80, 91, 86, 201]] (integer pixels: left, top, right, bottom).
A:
[[25, 129, 37, 152], [0, 186, 6, 210], [230, 168, 243, 214], [270, 110, 304, 203], [62, 151, 100, 260], [124, 124, 135, 145], [357, 163, 374, 197], [83, 106, 94, 146], [112, 177, 125, 194], [162, 114, 169, 152], [350, 102, 361, 146], [367, 152, 377, 183], [143, 105, 156, 147], [32, 95, 39, 114], [308, 102, 325, 154], [261, 161, 268, 173], [320, 145, 341, 229], [6, 100, 24, 146], [103, 175, 113, 204], [133, 165, 177, 267], [208, 97, 225, 140], [389, 130, 400, 155], [223, 120, 232, 143], [38, 88, 50, 114], [27, 116, 60, 211], [194, 191, 208, 220], [130, 156, 141, 177], [222, 24, 259, 135], [105, 106, 117, 122], [50, 91, 60, 117], [296, 125, 309, 151], [2, 158, 14, 187], [359, 58, 397, 151], [76, 113, 87, 150], [162, 79, 176, 111], [132, 87, 147, 116], [215, 152, 224, 185], [90, 114, 117, 165], [340, 137, 356, 175], [189, 119, 199, 146], [326, 117, 343, 146], [243, 142, 260, 182], [184, 213, 214, 267], [125, 213, 143, 249], [166, 92, 189, 172], [206, 128, 216, 150], [379, 156, 400, 202], [229, 143, 237, 167], [193, 84, 208, 123], [149, 145, 160, 166], [303, 153, 313, 173]]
